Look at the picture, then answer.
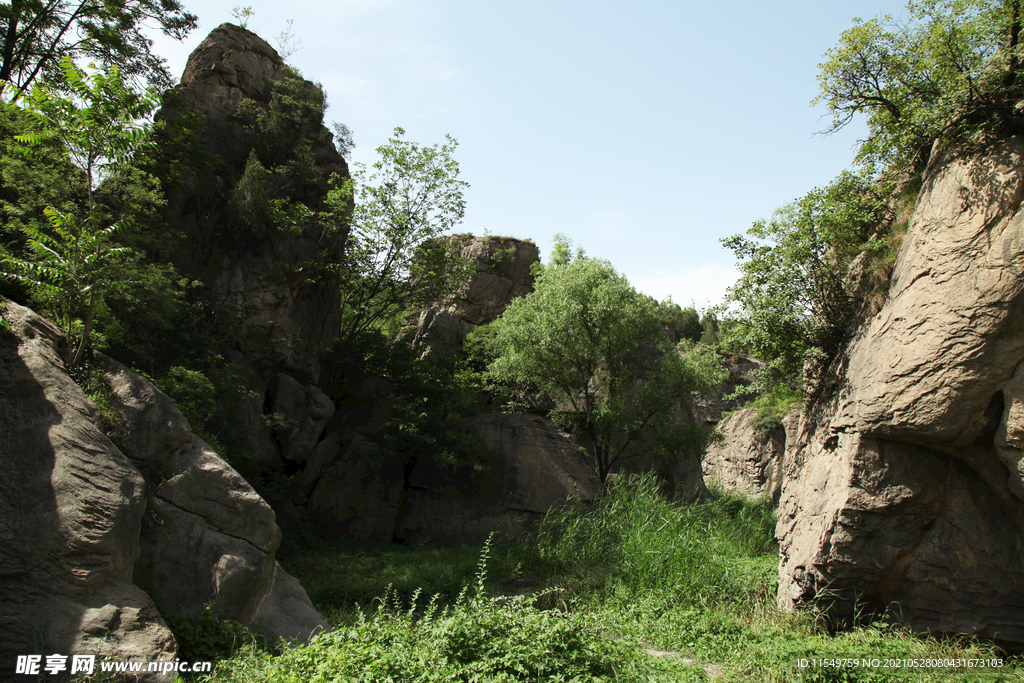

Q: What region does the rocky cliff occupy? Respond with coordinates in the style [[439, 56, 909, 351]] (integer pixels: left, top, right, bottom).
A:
[[776, 135, 1024, 646], [156, 23, 348, 470], [402, 235, 539, 356], [0, 301, 327, 678]]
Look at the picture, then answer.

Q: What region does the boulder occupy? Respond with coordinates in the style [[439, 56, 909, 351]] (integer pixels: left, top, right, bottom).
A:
[[255, 562, 329, 643], [0, 301, 174, 677], [703, 407, 798, 501], [777, 135, 1024, 645], [267, 373, 335, 463], [96, 353, 327, 639], [307, 436, 407, 542], [395, 414, 601, 545], [402, 235, 540, 355]]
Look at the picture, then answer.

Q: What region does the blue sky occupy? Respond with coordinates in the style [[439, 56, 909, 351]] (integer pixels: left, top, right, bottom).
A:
[[149, 0, 910, 308]]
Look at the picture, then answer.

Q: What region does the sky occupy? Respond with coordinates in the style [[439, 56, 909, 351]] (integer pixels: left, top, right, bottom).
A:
[[148, 0, 911, 309]]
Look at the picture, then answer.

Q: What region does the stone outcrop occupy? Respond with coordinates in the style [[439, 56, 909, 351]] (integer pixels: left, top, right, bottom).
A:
[[0, 300, 328, 676], [97, 353, 328, 642], [402, 235, 540, 355], [156, 23, 349, 471], [300, 413, 600, 546], [395, 414, 602, 545], [0, 302, 175, 680], [777, 135, 1024, 645], [306, 435, 407, 542], [703, 407, 798, 502], [159, 23, 347, 382]]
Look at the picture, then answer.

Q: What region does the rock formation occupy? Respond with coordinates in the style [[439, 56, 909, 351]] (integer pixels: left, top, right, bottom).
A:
[[0, 300, 327, 677], [156, 23, 349, 469], [777, 135, 1024, 645], [702, 407, 798, 502], [396, 414, 602, 545], [299, 413, 601, 546], [0, 302, 175, 681], [402, 235, 540, 355]]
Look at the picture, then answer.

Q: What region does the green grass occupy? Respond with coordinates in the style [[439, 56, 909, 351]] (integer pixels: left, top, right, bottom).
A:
[[199, 474, 1021, 683]]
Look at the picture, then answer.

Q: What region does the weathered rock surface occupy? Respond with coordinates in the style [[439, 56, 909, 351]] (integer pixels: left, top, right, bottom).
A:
[[0, 299, 328, 674], [395, 414, 601, 545], [97, 353, 327, 640], [777, 136, 1024, 645], [156, 23, 350, 476], [403, 235, 540, 355], [268, 373, 335, 464], [158, 23, 348, 382], [703, 407, 798, 501], [307, 435, 407, 542], [0, 301, 174, 679]]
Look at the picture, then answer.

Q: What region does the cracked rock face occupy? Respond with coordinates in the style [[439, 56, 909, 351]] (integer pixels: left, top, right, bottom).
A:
[[703, 407, 798, 502], [0, 302, 175, 681], [0, 298, 328, 670], [98, 353, 328, 641], [777, 136, 1024, 645]]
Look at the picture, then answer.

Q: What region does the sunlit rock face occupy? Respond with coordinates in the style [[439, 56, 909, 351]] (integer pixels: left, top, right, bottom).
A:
[[777, 135, 1024, 646], [401, 235, 540, 357]]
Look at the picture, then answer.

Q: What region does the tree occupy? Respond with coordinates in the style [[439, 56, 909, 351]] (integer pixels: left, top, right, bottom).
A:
[[721, 172, 885, 387], [485, 236, 725, 482], [816, 0, 1023, 172], [0, 58, 156, 368], [327, 127, 473, 345], [0, 0, 197, 101]]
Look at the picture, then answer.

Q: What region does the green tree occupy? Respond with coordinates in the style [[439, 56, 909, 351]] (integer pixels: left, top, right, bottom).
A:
[[0, 0, 197, 101], [721, 172, 885, 388], [486, 236, 725, 482], [328, 127, 473, 345], [817, 0, 1023, 172], [655, 297, 702, 343], [0, 58, 156, 368]]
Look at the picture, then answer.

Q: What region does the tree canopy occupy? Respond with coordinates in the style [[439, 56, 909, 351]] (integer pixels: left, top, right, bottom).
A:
[[329, 127, 473, 345], [817, 0, 1024, 172], [485, 236, 724, 482], [0, 0, 197, 101], [721, 172, 886, 388]]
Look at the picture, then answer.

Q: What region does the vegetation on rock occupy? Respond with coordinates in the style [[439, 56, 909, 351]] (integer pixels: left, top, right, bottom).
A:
[[485, 235, 725, 482]]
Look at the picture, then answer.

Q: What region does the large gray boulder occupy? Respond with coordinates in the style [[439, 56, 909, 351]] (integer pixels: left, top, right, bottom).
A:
[[97, 353, 329, 642], [395, 414, 601, 545], [777, 135, 1024, 645], [0, 301, 175, 681]]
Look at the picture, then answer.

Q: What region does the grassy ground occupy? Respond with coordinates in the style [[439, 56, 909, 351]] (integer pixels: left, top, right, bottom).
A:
[[193, 475, 1021, 682]]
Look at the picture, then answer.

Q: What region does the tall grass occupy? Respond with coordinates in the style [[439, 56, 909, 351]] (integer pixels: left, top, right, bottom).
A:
[[530, 473, 778, 608], [202, 474, 1020, 682]]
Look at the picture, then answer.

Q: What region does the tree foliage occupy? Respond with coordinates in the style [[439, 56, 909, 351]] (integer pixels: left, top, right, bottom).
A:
[[0, 0, 197, 101], [486, 236, 725, 482], [329, 127, 473, 345], [817, 0, 1024, 171], [721, 172, 886, 387], [0, 58, 155, 368]]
